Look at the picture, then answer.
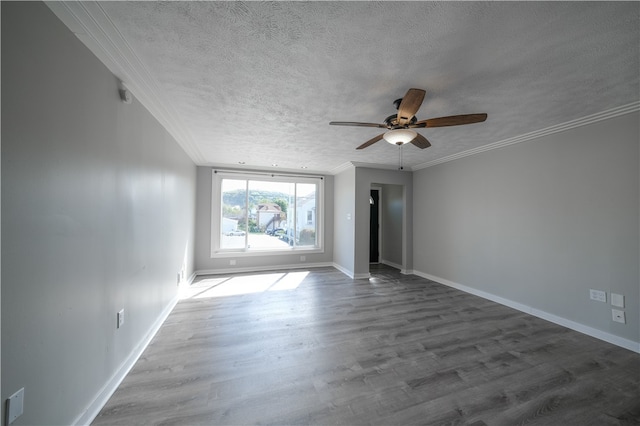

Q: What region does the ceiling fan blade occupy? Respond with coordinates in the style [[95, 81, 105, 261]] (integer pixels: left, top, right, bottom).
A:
[[413, 113, 487, 128], [330, 121, 387, 128], [356, 133, 384, 150], [396, 88, 426, 125], [410, 133, 431, 149]]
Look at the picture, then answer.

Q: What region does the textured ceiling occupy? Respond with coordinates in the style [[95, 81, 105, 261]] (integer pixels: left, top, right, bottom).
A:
[[58, 2, 639, 173]]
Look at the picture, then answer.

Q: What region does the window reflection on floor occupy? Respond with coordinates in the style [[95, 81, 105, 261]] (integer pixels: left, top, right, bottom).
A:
[[181, 271, 310, 299]]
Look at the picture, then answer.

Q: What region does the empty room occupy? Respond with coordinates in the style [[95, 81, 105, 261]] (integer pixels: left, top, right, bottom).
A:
[[2, 1, 638, 425]]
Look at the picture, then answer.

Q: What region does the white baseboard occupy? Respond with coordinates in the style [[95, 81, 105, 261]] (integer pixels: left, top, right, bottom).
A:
[[413, 270, 640, 354], [73, 294, 180, 425], [332, 262, 354, 278], [330, 263, 370, 280], [195, 262, 334, 277], [185, 271, 198, 286], [380, 259, 409, 274], [354, 273, 372, 279], [331, 263, 371, 280], [380, 259, 401, 269]]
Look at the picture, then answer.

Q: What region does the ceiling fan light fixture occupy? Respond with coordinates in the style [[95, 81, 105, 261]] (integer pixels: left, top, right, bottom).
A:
[[383, 129, 417, 145]]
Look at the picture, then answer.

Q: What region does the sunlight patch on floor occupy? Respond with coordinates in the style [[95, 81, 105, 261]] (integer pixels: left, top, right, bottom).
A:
[[181, 271, 309, 299], [269, 271, 309, 291]]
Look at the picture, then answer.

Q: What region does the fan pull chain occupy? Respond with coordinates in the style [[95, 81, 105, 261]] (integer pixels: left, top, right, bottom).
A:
[[398, 145, 404, 170]]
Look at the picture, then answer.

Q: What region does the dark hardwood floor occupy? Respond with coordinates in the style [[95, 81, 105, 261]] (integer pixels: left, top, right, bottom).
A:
[[93, 265, 640, 425]]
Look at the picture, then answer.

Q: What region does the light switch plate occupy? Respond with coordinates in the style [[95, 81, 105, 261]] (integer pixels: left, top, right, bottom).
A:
[[611, 293, 624, 308], [589, 289, 606, 303], [117, 309, 125, 328], [7, 388, 25, 424]]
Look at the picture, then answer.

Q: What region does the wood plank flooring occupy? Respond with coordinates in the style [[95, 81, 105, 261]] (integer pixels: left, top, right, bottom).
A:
[[93, 265, 640, 425]]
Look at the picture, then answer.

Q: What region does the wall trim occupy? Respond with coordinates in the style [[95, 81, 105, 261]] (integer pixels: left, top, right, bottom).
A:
[[380, 259, 408, 274], [329, 161, 408, 175], [195, 262, 335, 277], [329, 161, 355, 175], [354, 273, 372, 280], [45, 1, 205, 164], [331, 262, 355, 279], [73, 294, 180, 425], [413, 270, 640, 354], [330, 264, 371, 280], [412, 102, 640, 171], [185, 271, 198, 287]]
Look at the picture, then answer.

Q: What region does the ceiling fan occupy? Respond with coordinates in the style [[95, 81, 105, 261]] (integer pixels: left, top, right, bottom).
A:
[[330, 88, 487, 150]]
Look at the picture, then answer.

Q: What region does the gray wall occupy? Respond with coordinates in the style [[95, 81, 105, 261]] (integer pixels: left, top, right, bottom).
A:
[[355, 168, 413, 276], [413, 112, 639, 345], [333, 168, 356, 275], [194, 166, 334, 272], [380, 184, 404, 267], [1, 3, 197, 424]]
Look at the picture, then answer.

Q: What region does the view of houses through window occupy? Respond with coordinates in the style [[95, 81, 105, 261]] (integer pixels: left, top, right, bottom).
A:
[[219, 177, 318, 251]]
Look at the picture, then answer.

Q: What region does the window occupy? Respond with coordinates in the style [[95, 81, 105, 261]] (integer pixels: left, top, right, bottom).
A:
[[212, 170, 323, 256]]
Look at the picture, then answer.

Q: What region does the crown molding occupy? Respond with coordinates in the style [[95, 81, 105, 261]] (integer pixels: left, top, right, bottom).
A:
[[329, 161, 355, 175], [45, 1, 205, 164], [412, 102, 640, 171], [351, 161, 403, 171], [329, 161, 409, 175]]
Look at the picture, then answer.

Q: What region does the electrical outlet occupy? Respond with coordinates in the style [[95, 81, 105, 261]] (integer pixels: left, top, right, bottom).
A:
[[230, 259, 236, 266], [300, 255, 306, 262], [117, 309, 125, 328], [7, 387, 24, 424], [612, 309, 626, 324], [611, 293, 624, 308], [589, 289, 606, 303], [177, 272, 181, 285]]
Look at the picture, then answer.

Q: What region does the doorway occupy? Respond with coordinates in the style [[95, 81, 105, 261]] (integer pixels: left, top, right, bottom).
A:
[[369, 188, 381, 263], [369, 183, 404, 273]]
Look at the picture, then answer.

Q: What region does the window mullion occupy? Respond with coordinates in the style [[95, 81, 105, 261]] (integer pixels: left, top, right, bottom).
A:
[[293, 184, 297, 248], [244, 180, 249, 249]]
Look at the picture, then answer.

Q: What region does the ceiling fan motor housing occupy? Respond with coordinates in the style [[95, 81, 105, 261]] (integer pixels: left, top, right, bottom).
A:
[[384, 114, 417, 128]]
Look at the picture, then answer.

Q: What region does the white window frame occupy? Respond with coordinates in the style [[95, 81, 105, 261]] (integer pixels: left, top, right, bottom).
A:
[[211, 169, 324, 258]]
